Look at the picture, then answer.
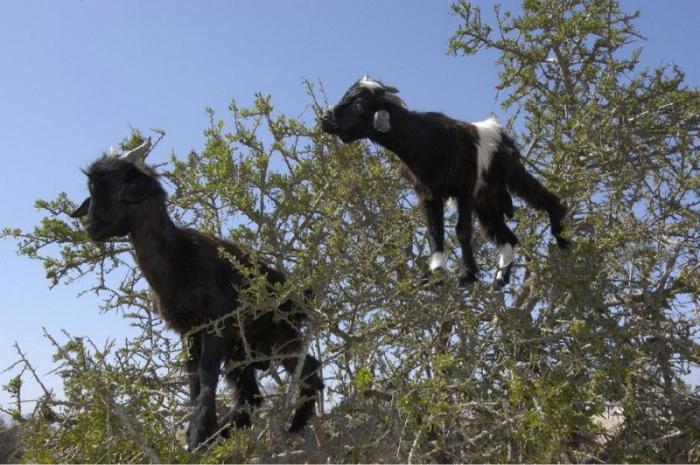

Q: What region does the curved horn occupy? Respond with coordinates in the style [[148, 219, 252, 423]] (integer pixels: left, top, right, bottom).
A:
[[122, 137, 152, 163], [358, 75, 405, 107], [358, 75, 385, 94]]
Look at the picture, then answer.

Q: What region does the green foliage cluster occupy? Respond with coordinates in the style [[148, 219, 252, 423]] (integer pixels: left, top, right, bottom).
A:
[[2, 0, 699, 462]]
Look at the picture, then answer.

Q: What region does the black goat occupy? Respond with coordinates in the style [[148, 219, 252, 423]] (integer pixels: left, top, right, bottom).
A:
[[321, 76, 569, 288], [70, 141, 323, 450]]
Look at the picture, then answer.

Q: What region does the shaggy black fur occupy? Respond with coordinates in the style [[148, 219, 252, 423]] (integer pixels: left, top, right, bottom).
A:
[[71, 154, 323, 450], [322, 76, 568, 287]]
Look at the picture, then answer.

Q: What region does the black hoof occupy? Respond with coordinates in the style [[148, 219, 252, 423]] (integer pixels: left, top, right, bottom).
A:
[[186, 410, 217, 452], [288, 405, 314, 433], [496, 263, 513, 289], [458, 273, 477, 288], [288, 422, 305, 434], [555, 235, 571, 249], [420, 270, 446, 288], [187, 424, 213, 452], [219, 411, 251, 438]]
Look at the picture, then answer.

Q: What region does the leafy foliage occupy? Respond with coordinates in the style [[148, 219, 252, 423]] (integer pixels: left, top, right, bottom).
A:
[[2, 0, 699, 462]]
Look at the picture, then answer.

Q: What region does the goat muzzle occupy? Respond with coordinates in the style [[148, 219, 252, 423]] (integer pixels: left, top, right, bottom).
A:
[[320, 110, 337, 133]]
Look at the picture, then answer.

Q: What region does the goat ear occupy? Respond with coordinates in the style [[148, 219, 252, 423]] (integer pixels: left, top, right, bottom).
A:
[[373, 110, 391, 133], [70, 197, 91, 218], [119, 174, 151, 204], [384, 85, 399, 94]]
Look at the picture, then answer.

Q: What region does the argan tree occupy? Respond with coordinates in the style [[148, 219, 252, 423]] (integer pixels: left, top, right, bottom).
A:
[[2, 0, 698, 462]]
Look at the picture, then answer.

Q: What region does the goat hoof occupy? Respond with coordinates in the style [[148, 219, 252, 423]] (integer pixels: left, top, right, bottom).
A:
[[229, 411, 252, 429], [458, 274, 477, 288], [419, 270, 446, 288], [288, 405, 315, 433], [186, 427, 207, 452], [288, 419, 306, 434], [218, 412, 251, 438], [496, 264, 513, 289], [556, 235, 571, 249], [186, 420, 216, 452]]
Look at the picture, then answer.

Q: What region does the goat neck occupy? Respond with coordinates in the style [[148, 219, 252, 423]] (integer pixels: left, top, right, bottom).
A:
[[368, 106, 419, 165], [128, 201, 181, 294]]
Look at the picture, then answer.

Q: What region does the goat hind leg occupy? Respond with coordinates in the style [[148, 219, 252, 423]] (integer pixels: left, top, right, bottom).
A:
[[220, 364, 263, 433], [505, 162, 569, 248], [494, 233, 518, 288], [283, 355, 323, 432], [476, 205, 518, 288]]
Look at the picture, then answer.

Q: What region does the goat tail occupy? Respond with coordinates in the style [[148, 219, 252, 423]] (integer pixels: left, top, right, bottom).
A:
[[499, 135, 570, 248]]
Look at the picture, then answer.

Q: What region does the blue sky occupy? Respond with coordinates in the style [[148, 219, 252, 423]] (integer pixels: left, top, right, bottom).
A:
[[1, 0, 698, 411]]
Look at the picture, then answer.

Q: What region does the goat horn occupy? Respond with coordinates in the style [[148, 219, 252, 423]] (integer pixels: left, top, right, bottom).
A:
[[358, 75, 385, 94], [122, 137, 152, 163]]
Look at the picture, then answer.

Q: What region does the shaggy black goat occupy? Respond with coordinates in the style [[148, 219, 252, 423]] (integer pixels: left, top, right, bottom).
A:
[[321, 76, 569, 287], [71, 141, 323, 450]]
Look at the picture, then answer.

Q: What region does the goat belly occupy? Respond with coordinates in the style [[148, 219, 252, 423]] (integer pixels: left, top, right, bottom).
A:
[[156, 305, 197, 334], [154, 294, 214, 335], [399, 163, 439, 199]]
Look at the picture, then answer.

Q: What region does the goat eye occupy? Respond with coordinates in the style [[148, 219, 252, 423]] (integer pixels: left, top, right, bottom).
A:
[[351, 101, 365, 114]]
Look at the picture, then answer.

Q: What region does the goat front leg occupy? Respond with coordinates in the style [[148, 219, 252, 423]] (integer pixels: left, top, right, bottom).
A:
[[421, 196, 446, 284], [185, 333, 202, 406], [187, 335, 221, 451], [283, 355, 324, 433], [456, 194, 478, 287]]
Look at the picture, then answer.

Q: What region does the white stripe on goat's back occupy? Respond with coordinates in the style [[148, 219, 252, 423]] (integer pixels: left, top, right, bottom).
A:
[[472, 117, 502, 191]]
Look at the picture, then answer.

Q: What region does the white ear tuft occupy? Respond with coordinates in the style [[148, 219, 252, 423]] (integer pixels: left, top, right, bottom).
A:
[[373, 110, 391, 133]]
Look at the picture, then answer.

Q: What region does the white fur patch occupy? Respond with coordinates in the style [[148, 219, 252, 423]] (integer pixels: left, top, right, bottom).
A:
[[373, 110, 391, 133], [445, 197, 458, 211], [472, 117, 502, 193], [495, 243, 515, 281], [429, 252, 447, 271]]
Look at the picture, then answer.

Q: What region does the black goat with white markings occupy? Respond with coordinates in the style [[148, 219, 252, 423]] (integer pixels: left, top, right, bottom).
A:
[[322, 76, 569, 287], [71, 141, 323, 450]]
